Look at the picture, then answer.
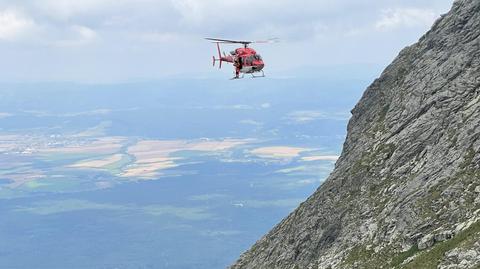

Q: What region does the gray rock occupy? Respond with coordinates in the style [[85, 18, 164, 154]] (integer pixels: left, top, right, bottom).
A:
[[418, 234, 435, 250], [231, 0, 480, 268], [435, 230, 454, 242], [439, 242, 480, 269]]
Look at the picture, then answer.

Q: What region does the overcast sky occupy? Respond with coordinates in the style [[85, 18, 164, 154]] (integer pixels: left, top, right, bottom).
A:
[[0, 0, 454, 82]]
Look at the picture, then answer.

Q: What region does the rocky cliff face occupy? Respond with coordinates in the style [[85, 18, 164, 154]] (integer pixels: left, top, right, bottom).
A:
[[231, 0, 480, 268]]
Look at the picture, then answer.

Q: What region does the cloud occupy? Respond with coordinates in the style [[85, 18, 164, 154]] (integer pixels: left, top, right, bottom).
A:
[[205, 104, 270, 111], [74, 24, 96, 39], [239, 119, 263, 126], [286, 110, 351, 124], [168, 0, 352, 42], [143, 205, 213, 220], [0, 8, 36, 41], [167, 1, 448, 41], [137, 32, 179, 43], [53, 25, 97, 47], [289, 178, 322, 187], [274, 162, 335, 177], [301, 155, 339, 162], [200, 230, 242, 237], [24, 108, 138, 118], [261, 103, 271, 109], [14, 199, 214, 220], [31, 0, 135, 20], [250, 146, 308, 160], [0, 112, 13, 118], [375, 8, 438, 31], [32, 0, 107, 19], [0, 1, 169, 46], [171, 0, 203, 24], [0, 0, 454, 81], [235, 198, 304, 209], [62, 108, 110, 117], [14, 199, 128, 215], [275, 166, 311, 174], [0, 1, 451, 42], [189, 193, 230, 201], [0, 7, 97, 46], [209, 104, 254, 110]]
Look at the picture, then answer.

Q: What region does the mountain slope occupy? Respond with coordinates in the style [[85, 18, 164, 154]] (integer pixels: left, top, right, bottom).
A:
[[231, 0, 480, 268]]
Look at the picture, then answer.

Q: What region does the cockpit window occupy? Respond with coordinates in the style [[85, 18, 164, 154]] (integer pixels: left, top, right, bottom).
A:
[[245, 55, 254, 64], [254, 55, 262, 60]]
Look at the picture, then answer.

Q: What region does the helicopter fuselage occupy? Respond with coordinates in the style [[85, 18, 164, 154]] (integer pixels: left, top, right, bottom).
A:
[[220, 47, 265, 74]]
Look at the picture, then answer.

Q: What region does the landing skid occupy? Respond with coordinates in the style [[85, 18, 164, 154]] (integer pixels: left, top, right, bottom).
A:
[[231, 70, 265, 80], [250, 70, 265, 78]]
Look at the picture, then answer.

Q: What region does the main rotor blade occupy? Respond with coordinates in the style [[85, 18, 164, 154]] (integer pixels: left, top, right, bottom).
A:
[[205, 38, 251, 45], [254, 38, 280, 44]]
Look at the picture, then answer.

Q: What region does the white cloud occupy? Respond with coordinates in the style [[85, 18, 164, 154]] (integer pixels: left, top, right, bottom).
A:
[[235, 198, 304, 209], [24, 108, 138, 118], [0, 0, 454, 81], [240, 119, 263, 126], [212, 104, 254, 110], [32, 0, 122, 20], [171, 0, 204, 24], [75, 25, 96, 40], [261, 103, 271, 109], [0, 7, 97, 46], [375, 8, 438, 31], [250, 146, 308, 160], [138, 32, 179, 43], [63, 108, 110, 117], [189, 194, 229, 201], [14, 199, 214, 220], [53, 25, 97, 47], [288, 111, 325, 123], [301, 155, 339, 162], [0, 8, 35, 41], [286, 110, 350, 124], [0, 112, 13, 118]]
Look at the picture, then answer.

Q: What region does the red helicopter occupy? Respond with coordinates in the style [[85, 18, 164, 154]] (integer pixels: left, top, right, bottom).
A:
[[205, 38, 277, 79]]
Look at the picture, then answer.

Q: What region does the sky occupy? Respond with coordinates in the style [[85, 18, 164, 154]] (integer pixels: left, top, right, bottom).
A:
[[0, 0, 454, 82]]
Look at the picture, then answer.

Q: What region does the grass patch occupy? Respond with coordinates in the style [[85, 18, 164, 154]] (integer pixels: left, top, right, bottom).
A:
[[343, 245, 375, 266], [390, 245, 419, 267], [401, 220, 480, 269]]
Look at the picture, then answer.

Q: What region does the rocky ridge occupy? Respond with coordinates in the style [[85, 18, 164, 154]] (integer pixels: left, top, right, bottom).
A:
[[231, 0, 480, 268]]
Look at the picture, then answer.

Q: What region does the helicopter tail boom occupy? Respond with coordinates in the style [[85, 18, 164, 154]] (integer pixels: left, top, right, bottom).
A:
[[212, 42, 223, 69], [210, 41, 235, 70]]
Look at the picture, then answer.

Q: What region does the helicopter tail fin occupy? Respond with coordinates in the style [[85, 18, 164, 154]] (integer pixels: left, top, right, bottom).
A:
[[212, 56, 223, 69]]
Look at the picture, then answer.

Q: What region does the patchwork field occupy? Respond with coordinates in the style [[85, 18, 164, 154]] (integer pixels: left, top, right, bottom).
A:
[[0, 80, 365, 269]]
